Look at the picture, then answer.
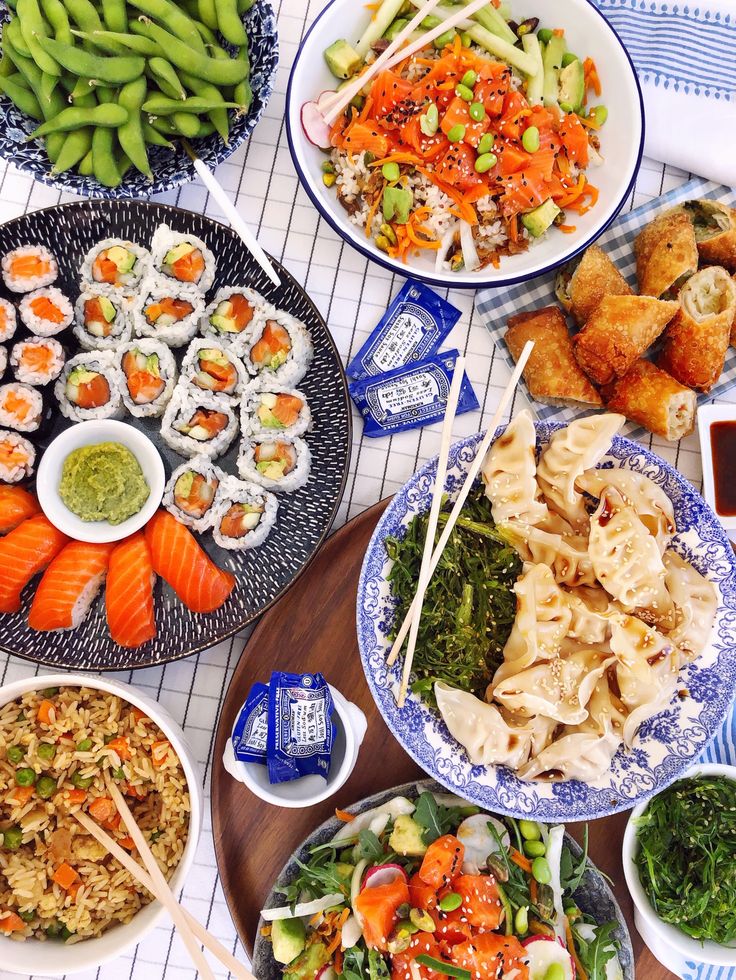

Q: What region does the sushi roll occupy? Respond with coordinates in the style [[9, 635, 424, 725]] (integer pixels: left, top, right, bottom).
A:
[[242, 383, 311, 439], [0, 346, 6, 378], [132, 280, 204, 349], [237, 435, 311, 493], [0, 298, 17, 344], [180, 338, 249, 403], [161, 386, 238, 459], [0, 430, 35, 483], [80, 239, 149, 289], [55, 351, 123, 422], [1, 245, 58, 293], [0, 383, 43, 433], [211, 476, 278, 551], [200, 286, 269, 349], [150, 224, 215, 292], [74, 285, 132, 351], [163, 455, 226, 532], [117, 339, 177, 418], [241, 310, 313, 386], [19, 287, 73, 337], [10, 337, 65, 386]]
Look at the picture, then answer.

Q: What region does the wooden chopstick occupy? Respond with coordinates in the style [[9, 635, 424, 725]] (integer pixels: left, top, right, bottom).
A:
[[397, 356, 467, 707], [387, 341, 534, 672], [74, 810, 254, 980], [105, 779, 216, 980]]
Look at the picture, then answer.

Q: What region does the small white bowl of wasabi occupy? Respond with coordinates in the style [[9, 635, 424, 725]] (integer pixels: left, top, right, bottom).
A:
[[37, 420, 165, 543]]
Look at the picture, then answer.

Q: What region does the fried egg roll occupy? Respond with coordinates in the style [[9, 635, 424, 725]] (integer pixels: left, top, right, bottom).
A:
[[602, 359, 696, 441], [555, 245, 633, 326], [635, 210, 699, 298], [676, 199, 736, 271]]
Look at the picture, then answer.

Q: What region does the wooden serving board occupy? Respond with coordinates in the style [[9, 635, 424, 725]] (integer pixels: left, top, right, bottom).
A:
[[211, 500, 672, 978]]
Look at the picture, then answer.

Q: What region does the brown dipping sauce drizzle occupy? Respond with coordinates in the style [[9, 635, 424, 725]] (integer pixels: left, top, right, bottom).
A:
[[710, 421, 736, 516]]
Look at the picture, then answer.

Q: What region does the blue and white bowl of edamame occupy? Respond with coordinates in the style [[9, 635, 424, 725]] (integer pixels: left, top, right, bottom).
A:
[[0, 1, 278, 198]]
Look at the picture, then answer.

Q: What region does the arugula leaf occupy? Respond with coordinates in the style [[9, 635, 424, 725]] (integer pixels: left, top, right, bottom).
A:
[[573, 920, 619, 980], [560, 826, 589, 895], [357, 830, 384, 864], [342, 946, 367, 980], [368, 949, 391, 980], [276, 854, 349, 904], [414, 792, 444, 844]]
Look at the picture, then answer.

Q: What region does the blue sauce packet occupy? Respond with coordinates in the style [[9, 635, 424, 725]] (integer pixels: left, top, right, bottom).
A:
[[266, 672, 335, 785], [231, 682, 269, 765], [347, 280, 461, 381], [349, 349, 479, 438]]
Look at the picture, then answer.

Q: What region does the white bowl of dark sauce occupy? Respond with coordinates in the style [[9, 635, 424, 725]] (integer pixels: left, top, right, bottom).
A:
[[698, 404, 736, 534]]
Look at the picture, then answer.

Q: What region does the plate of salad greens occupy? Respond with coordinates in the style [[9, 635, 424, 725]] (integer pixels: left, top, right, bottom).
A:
[[252, 779, 633, 980]]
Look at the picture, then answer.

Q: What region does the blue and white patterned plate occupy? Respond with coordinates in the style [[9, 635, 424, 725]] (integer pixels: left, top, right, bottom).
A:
[[357, 422, 736, 821], [0, 2, 278, 198]]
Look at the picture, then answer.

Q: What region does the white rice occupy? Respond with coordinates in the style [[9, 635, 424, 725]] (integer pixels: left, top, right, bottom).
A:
[[1, 245, 58, 293], [0, 346, 6, 378], [0, 383, 43, 432], [210, 475, 278, 551], [0, 429, 35, 482], [0, 298, 18, 343], [19, 287, 73, 337], [73, 284, 132, 351]]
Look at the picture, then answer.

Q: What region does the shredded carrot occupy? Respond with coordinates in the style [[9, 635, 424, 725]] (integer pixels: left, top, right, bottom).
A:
[[558, 223, 577, 233], [579, 113, 603, 131], [553, 27, 565, 37], [567, 183, 599, 215], [509, 848, 532, 873], [508, 213, 518, 244], [364, 1, 380, 8], [530, 877, 538, 905], [566, 916, 589, 980], [334, 948, 344, 974], [583, 57, 602, 97], [369, 152, 422, 167], [335, 808, 355, 822]]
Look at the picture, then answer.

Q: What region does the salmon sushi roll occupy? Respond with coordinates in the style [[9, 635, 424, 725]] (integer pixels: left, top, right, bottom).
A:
[[211, 476, 277, 551], [241, 383, 311, 439], [10, 337, 65, 386], [0, 514, 68, 613], [0, 430, 35, 483], [150, 224, 215, 292], [80, 239, 149, 289], [73, 284, 132, 351], [241, 310, 313, 386], [106, 532, 157, 647], [237, 435, 311, 493], [28, 540, 115, 632], [55, 351, 123, 422], [200, 286, 269, 350], [0, 485, 40, 533], [0, 384, 44, 433], [132, 280, 204, 348], [117, 339, 177, 418], [161, 387, 238, 459], [19, 287, 73, 337], [180, 338, 249, 403], [1, 245, 58, 293], [163, 455, 225, 532], [0, 298, 18, 343]]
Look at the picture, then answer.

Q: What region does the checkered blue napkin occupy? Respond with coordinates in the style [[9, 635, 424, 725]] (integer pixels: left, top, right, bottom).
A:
[[475, 177, 736, 437]]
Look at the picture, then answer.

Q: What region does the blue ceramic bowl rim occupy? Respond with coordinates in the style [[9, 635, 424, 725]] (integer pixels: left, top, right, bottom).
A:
[[285, 0, 645, 289]]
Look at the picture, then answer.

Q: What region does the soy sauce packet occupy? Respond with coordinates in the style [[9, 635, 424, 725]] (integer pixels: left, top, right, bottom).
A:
[[231, 682, 269, 765], [347, 280, 461, 381], [266, 671, 335, 784], [349, 348, 478, 438]]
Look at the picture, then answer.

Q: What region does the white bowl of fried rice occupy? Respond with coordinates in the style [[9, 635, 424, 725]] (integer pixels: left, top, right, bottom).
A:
[[0, 674, 202, 975], [286, 0, 644, 287]]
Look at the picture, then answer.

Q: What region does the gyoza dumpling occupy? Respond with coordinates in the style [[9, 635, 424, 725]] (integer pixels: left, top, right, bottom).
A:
[[589, 487, 675, 628], [492, 647, 615, 725], [664, 552, 718, 660], [482, 411, 549, 525], [435, 682, 532, 768], [581, 673, 628, 738], [565, 587, 620, 646], [575, 467, 676, 554], [517, 730, 621, 782], [495, 564, 572, 682], [536, 414, 625, 530], [502, 522, 596, 588]]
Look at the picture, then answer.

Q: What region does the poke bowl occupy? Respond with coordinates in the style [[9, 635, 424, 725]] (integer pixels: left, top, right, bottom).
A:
[[0, 672, 202, 976], [286, 0, 644, 288], [356, 417, 736, 821]]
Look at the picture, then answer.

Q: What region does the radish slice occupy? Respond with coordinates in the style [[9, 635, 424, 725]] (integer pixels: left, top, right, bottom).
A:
[[459, 219, 480, 272], [544, 824, 566, 941], [350, 859, 368, 926], [522, 935, 576, 980], [316, 968, 338, 980], [435, 223, 458, 272], [457, 814, 509, 875], [341, 913, 363, 949], [301, 100, 332, 150], [368, 812, 391, 838], [333, 798, 415, 842], [363, 863, 408, 889], [260, 893, 345, 921]]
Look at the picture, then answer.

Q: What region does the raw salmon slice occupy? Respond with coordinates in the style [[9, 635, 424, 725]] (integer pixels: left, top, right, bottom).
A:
[[106, 532, 157, 648], [28, 540, 114, 631], [0, 515, 69, 613]]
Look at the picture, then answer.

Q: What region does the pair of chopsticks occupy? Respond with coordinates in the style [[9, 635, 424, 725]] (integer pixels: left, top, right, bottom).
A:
[[74, 780, 254, 980], [390, 341, 534, 706]]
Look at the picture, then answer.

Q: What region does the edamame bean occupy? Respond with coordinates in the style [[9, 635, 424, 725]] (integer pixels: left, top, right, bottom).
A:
[[421, 14, 440, 28], [102, 0, 126, 32], [461, 69, 476, 87], [382, 161, 400, 181], [38, 36, 145, 84], [543, 965, 565, 980], [142, 93, 239, 115], [447, 123, 465, 142], [537, 28, 553, 44], [522, 125, 540, 152], [149, 57, 185, 100], [514, 905, 528, 935], [477, 131, 494, 154], [474, 151, 496, 172], [180, 69, 230, 141], [433, 28, 456, 49], [519, 819, 541, 841], [126, 0, 205, 53], [73, 28, 158, 56], [589, 105, 608, 126], [420, 102, 438, 136], [0, 73, 43, 119], [439, 892, 462, 912], [142, 119, 173, 147], [197, 0, 217, 30], [469, 101, 485, 121], [532, 855, 552, 884], [118, 76, 151, 177], [523, 839, 546, 858], [216, 0, 247, 46], [133, 20, 248, 85], [40, 0, 72, 44], [17, 0, 62, 77], [455, 83, 473, 101], [28, 101, 127, 138]]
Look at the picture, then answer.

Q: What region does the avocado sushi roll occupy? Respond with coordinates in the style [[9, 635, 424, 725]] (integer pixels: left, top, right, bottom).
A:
[[2, 245, 58, 293], [241, 309, 313, 386], [151, 224, 215, 292], [19, 287, 73, 337], [80, 239, 150, 289], [237, 435, 311, 493], [163, 455, 226, 532], [211, 476, 278, 551], [0, 383, 43, 433], [55, 351, 123, 422], [132, 281, 204, 349], [180, 338, 249, 403], [161, 386, 238, 459], [0, 429, 36, 483], [117, 339, 177, 418], [242, 383, 311, 439], [200, 286, 269, 350], [74, 285, 132, 351], [0, 299, 17, 344], [10, 338, 65, 386]]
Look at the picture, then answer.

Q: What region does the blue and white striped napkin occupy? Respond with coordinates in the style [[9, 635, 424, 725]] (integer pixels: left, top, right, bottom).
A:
[[591, 0, 736, 186]]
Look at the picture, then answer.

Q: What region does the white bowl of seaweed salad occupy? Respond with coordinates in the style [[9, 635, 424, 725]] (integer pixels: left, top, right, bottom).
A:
[[623, 762, 736, 974]]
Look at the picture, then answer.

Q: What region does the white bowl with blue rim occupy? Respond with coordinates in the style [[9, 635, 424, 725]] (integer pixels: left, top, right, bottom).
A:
[[356, 421, 736, 821], [286, 0, 644, 288]]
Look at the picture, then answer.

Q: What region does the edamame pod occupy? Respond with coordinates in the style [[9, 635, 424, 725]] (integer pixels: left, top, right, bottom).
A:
[[193, 19, 217, 45], [68, 74, 94, 99], [0, 73, 43, 119], [38, 36, 145, 84], [142, 22, 248, 84], [102, 0, 126, 32], [4, 17, 32, 58], [73, 28, 158, 56], [216, 0, 247, 46], [61, 0, 103, 33], [233, 44, 251, 110], [180, 69, 229, 141], [142, 119, 173, 147], [5, 33, 66, 160], [197, 0, 217, 30], [28, 101, 127, 138], [148, 57, 185, 101], [118, 76, 151, 177], [142, 93, 239, 115], [91, 84, 121, 186], [0, 53, 16, 78], [237, 0, 255, 12], [39, 70, 58, 104], [40, 0, 73, 44], [77, 146, 93, 174], [169, 112, 199, 137], [126, 0, 205, 53], [17, 0, 62, 77], [51, 125, 93, 171]]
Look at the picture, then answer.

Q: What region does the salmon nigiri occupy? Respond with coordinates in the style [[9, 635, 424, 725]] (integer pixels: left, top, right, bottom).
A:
[[0, 515, 69, 613], [106, 533, 156, 648], [28, 541, 115, 632], [145, 509, 235, 613], [0, 486, 40, 534]]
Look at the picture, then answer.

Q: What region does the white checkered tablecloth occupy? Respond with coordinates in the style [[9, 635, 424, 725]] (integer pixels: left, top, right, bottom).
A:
[[0, 0, 724, 977]]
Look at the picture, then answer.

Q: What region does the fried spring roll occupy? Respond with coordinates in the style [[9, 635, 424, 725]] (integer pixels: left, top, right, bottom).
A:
[[635, 210, 699, 298], [676, 199, 736, 271], [602, 360, 696, 441], [505, 306, 602, 408], [555, 244, 633, 325], [658, 266, 736, 392], [572, 295, 679, 385]]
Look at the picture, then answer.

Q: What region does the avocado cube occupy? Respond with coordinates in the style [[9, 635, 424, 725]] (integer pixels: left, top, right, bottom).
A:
[[271, 917, 306, 965], [324, 39, 361, 80], [163, 242, 193, 266], [521, 198, 561, 238], [106, 245, 136, 273], [280, 941, 329, 978], [98, 296, 117, 323], [389, 814, 428, 857], [558, 58, 585, 113]]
